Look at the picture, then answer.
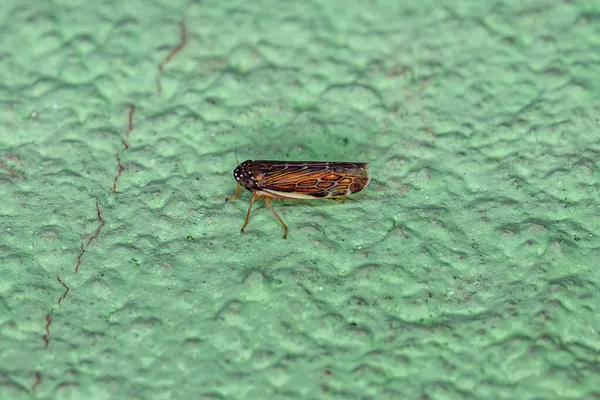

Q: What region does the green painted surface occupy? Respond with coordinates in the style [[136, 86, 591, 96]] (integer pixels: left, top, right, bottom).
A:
[[1, 0, 599, 399]]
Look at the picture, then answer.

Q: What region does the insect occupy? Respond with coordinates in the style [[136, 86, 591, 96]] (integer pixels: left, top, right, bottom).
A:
[[226, 160, 370, 239]]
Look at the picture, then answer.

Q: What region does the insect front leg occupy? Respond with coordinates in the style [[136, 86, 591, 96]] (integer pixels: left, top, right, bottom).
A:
[[225, 184, 242, 202]]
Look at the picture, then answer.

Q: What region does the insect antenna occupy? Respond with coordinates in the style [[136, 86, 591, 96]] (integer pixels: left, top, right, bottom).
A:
[[234, 130, 239, 165]]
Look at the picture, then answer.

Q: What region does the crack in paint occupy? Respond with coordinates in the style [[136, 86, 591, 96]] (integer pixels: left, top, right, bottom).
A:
[[74, 243, 85, 274], [42, 314, 51, 348], [56, 276, 69, 304], [159, 20, 187, 72], [86, 200, 104, 248], [157, 20, 187, 96], [31, 372, 41, 392], [75, 200, 104, 273], [114, 104, 136, 190], [127, 104, 135, 135], [112, 154, 125, 192], [122, 104, 136, 151]]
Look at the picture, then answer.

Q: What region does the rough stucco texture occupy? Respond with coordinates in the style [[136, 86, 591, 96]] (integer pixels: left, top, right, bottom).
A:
[[1, 0, 599, 399]]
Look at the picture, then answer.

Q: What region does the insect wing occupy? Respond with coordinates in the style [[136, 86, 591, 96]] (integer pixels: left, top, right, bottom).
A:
[[252, 161, 370, 198]]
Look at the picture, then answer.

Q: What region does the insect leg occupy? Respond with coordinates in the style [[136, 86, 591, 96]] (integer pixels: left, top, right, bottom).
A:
[[241, 195, 256, 233], [226, 184, 241, 202], [264, 197, 288, 240]]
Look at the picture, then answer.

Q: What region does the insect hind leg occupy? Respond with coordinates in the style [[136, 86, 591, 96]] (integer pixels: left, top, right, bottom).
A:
[[241, 195, 256, 233], [264, 198, 289, 240]]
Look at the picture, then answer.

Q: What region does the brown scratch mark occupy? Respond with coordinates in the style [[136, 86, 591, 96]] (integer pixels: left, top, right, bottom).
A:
[[75, 243, 85, 273], [31, 372, 41, 391], [122, 104, 136, 150], [127, 104, 135, 134], [156, 20, 187, 96], [86, 200, 104, 248], [159, 20, 187, 72], [75, 201, 105, 273], [56, 276, 69, 304], [112, 154, 125, 192], [42, 314, 51, 348]]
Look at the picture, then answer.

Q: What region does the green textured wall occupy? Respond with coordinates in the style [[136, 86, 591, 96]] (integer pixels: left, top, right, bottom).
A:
[[1, 0, 599, 399]]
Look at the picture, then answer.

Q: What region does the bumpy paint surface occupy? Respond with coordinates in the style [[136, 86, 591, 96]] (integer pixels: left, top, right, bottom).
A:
[[1, 0, 599, 399]]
